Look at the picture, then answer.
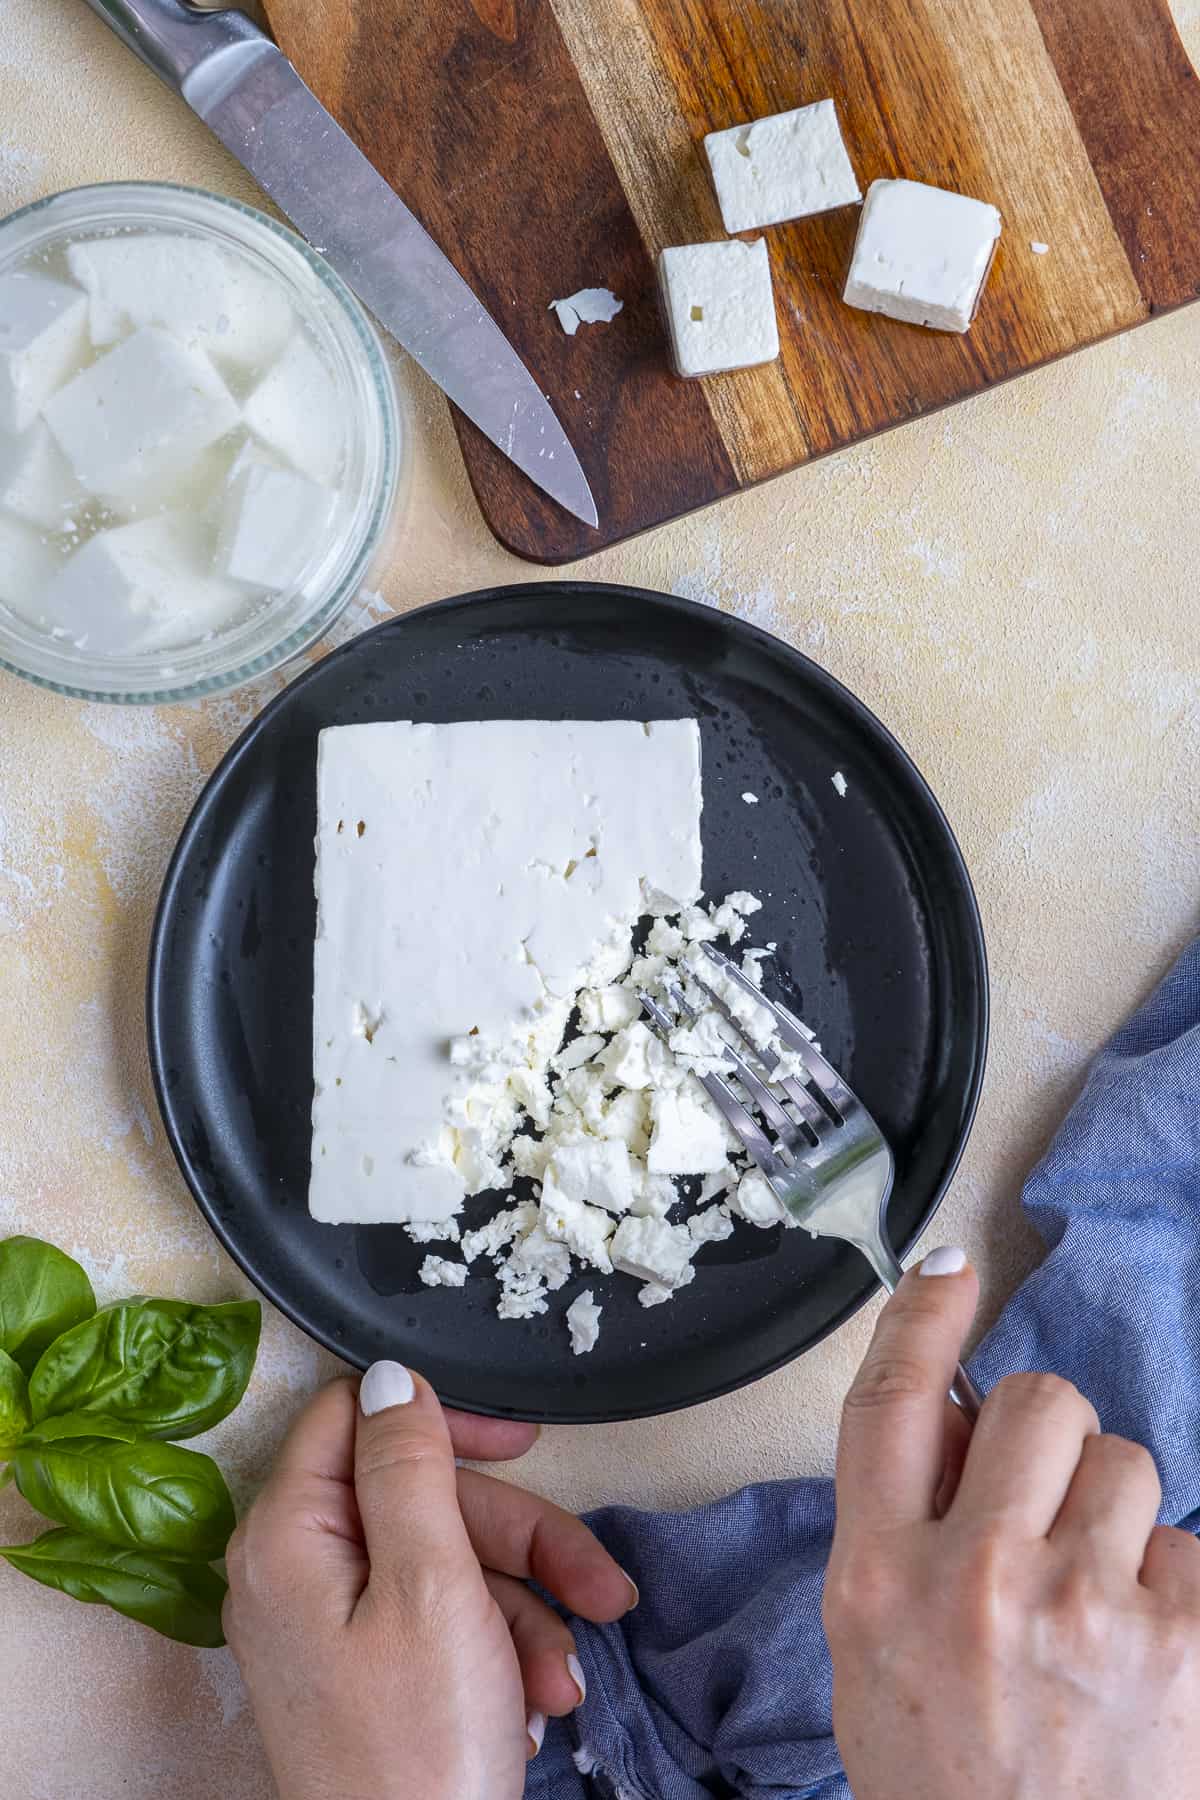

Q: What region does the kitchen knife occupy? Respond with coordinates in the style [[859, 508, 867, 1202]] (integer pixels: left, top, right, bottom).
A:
[[80, 0, 599, 528]]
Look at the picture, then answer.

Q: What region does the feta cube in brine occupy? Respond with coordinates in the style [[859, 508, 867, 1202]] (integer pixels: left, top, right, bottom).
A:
[[658, 239, 779, 378], [43, 327, 240, 508], [215, 462, 335, 592], [0, 272, 87, 436], [0, 512, 61, 618]]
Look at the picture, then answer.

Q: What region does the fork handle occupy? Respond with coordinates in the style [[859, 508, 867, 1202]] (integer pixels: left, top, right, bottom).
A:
[[859, 1235, 984, 1423]]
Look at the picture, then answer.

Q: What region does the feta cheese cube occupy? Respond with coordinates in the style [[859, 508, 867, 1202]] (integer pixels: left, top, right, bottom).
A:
[[658, 240, 779, 378], [36, 512, 245, 653], [647, 1082, 729, 1175], [844, 179, 1002, 334], [0, 272, 87, 436], [705, 100, 860, 233], [66, 235, 294, 371], [547, 1139, 635, 1215], [0, 513, 60, 617], [565, 1289, 602, 1355], [44, 327, 240, 507], [610, 1215, 696, 1290], [214, 463, 334, 592], [539, 1182, 615, 1273], [243, 331, 344, 484], [0, 420, 84, 530], [418, 1254, 469, 1288]]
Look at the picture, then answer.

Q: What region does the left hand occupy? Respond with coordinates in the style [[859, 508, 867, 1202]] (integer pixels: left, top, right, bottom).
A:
[[224, 1363, 636, 1800]]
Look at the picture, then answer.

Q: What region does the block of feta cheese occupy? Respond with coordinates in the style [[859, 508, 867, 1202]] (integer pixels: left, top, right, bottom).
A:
[[704, 100, 860, 233], [215, 463, 334, 592], [309, 720, 702, 1226], [43, 327, 240, 508], [844, 179, 1002, 333], [0, 272, 87, 437], [36, 512, 246, 652], [66, 235, 294, 371], [242, 332, 344, 485], [658, 240, 779, 378], [0, 512, 61, 616], [565, 1289, 602, 1355], [0, 420, 84, 530]]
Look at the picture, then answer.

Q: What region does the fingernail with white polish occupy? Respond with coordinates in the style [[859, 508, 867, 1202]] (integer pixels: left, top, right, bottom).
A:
[[567, 1652, 586, 1704], [620, 1567, 640, 1608], [360, 1360, 415, 1415], [527, 1712, 546, 1756], [920, 1246, 968, 1278]]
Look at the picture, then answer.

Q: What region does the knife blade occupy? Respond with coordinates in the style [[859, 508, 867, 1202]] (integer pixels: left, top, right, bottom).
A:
[[81, 0, 598, 528]]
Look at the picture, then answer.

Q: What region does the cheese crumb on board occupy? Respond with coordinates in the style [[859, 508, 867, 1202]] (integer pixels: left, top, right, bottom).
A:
[[832, 770, 848, 796], [657, 239, 779, 378], [844, 179, 1001, 333], [1030, 240, 1049, 255], [704, 100, 860, 233], [549, 288, 623, 336]]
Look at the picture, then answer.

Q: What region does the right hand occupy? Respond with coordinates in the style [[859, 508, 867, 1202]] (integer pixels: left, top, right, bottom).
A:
[[823, 1250, 1200, 1798]]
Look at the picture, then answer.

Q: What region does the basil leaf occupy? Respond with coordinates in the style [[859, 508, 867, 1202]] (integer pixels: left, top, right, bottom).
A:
[[13, 1438, 235, 1562], [20, 1411, 140, 1446], [0, 1238, 96, 1376], [0, 1528, 227, 1646], [29, 1298, 261, 1440], [0, 1347, 30, 1450]]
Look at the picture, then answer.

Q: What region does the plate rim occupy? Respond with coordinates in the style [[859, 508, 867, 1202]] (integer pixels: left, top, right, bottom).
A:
[[146, 579, 990, 1420]]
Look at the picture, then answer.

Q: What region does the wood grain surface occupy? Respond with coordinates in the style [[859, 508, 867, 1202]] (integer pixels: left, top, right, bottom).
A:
[[263, 0, 1199, 562]]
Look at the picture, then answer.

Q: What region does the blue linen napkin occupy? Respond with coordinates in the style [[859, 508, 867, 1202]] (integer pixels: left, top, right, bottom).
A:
[[527, 939, 1200, 1799]]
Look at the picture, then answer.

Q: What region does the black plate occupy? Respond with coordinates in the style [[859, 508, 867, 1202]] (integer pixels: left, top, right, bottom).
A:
[[147, 583, 987, 1423]]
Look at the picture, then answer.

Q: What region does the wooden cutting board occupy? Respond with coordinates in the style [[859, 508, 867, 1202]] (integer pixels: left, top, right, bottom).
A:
[[263, 0, 1200, 563]]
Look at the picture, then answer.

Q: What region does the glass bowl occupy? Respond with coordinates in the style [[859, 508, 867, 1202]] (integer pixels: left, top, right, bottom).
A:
[[0, 181, 404, 703]]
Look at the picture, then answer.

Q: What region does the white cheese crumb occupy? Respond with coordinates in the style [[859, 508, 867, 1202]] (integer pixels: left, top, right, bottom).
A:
[[1030, 240, 1049, 255], [566, 1289, 602, 1355], [742, 791, 759, 804], [550, 288, 623, 336], [405, 1218, 462, 1245], [832, 770, 848, 797], [419, 1255, 469, 1288], [611, 1215, 696, 1290], [688, 1203, 735, 1244]]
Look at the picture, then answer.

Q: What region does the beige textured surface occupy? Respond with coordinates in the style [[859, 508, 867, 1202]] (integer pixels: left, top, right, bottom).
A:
[[1, 2, 1199, 1792]]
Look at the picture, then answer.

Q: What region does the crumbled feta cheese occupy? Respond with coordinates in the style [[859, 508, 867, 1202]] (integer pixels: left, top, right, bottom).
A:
[[577, 985, 641, 1033], [601, 1021, 672, 1090], [647, 1082, 729, 1175], [549, 288, 623, 335], [540, 1183, 615, 1273], [547, 1139, 635, 1215], [832, 770, 848, 797], [565, 1289, 602, 1354], [730, 1168, 789, 1229], [552, 1033, 607, 1075], [611, 1215, 696, 1290], [405, 1218, 461, 1245], [419, 1255, 469, 1287], [461, 1201, 537, 1264], [688, 1203, 735, 1244], [742, 792, 759, 804]]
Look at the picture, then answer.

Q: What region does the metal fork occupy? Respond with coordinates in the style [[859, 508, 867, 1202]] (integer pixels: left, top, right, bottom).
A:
[[640, 944, 983, 1420]]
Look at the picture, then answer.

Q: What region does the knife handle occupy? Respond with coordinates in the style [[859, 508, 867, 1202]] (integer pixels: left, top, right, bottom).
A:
[[81, 0, 265, 93]]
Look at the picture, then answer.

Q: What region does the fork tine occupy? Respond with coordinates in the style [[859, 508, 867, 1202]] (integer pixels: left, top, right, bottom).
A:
[[700, 944, 855, 1116], [687, 970, 831, 1138], [636, 990, 790, 1180], [664, 979, 812, 1151]]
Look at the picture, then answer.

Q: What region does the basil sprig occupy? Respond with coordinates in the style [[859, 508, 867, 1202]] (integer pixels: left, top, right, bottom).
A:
[[0, 1238, 260, 1648]]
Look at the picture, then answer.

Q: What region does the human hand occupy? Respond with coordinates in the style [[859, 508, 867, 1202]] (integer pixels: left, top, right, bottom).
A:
[[823, 1248, 1200, 1799], [224, 1363, 636, 1800]]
